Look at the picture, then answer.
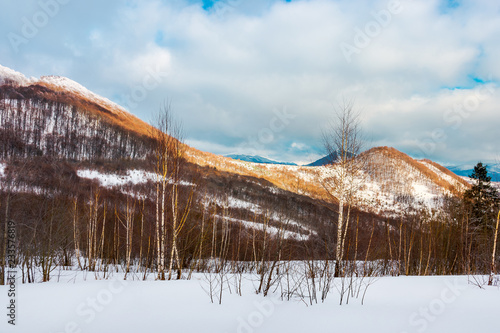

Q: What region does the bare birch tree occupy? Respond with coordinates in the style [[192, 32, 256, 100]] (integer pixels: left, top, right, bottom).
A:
[[118, 196, 135, 279], [167, 122, 193, 281], [489, 210, 500, 285], [152, 105, 172, 280], [321, 101, 365, 277], [152, 103, 192, 280]]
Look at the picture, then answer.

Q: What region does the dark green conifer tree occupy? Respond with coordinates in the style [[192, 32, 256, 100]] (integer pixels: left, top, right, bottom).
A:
[[464, 162, 499, 230]]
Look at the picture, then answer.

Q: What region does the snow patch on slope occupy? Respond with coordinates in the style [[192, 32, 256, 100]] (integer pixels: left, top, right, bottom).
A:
[[77, 169, 155, 187], [77, 169, 194, 188], [227, 196, 261, 212], [206, 195, 317, 239], [412, 183, 439, 206], [216, 215, 311, 240]]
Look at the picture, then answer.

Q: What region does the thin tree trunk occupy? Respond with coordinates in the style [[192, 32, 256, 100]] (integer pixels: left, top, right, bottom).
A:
[[160, 177, 166, 280], [1, 194, 11, 285], [335, 192, 344, 277], [197, 205, 206, 271], [155, 178, 161, 279], [398, 219, 402, 276], [488, 210, 500, 286], [138, 200, 144, 273], [168, 183, 179, 280], [99, 203, 106, 273]]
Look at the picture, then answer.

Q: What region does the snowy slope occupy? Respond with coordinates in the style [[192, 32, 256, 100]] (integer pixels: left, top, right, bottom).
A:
[[347, 149, 469, 215], [316, 151, 443, 216]]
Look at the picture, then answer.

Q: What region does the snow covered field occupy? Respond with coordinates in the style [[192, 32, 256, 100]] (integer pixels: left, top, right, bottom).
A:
[[1, 271, 498, 333]]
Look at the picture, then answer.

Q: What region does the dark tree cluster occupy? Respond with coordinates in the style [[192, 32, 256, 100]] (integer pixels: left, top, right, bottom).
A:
[[464, 162, 499, 230]]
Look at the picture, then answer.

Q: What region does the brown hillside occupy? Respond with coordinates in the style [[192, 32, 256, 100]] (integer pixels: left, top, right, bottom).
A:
[[420, 159, 470, 188], [35, 81, 154, 139], [1, 73, 469, 215], [362, 146, 469, 195]]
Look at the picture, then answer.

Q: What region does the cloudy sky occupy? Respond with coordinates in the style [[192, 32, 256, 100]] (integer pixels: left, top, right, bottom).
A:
[[1, 0, 499, 165]]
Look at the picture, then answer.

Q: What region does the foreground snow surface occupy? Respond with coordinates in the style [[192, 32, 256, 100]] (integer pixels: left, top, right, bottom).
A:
[[1, 273, 498, 333]]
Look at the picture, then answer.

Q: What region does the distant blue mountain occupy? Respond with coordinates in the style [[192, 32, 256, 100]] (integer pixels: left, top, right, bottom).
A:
[[447, 163, 500, 182], [305, 152, 339, 167], [226, 154, 297, 166]]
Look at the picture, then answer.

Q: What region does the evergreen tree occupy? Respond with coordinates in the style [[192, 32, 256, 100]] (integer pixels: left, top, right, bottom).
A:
[[464, 162, 499, 229]]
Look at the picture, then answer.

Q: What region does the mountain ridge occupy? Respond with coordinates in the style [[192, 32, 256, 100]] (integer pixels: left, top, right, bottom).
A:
[[226, 154, 298, 166], [0, 64, 153, 139], [306, 152, 339, 167], [446, 163, 500, 182], [0, 64, 471, 217]]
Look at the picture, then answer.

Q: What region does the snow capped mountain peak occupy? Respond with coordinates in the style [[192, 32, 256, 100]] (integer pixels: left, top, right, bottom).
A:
[[0, 64, 130, 117], [0, 64, 35, 86], [0, 64, 154, 138]]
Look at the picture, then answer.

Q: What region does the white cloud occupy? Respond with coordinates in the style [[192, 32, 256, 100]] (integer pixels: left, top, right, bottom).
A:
[[291, 142, 308, 151]]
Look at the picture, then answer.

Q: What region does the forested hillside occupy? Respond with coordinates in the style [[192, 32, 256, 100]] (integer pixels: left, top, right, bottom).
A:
[[0, 66, 497, 289]]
